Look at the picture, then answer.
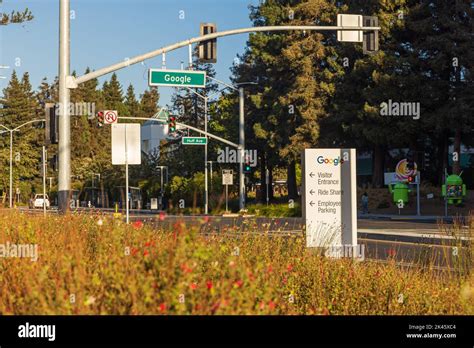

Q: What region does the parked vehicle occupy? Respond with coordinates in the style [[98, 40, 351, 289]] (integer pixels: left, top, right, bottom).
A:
[[31, 194, 50, 209]]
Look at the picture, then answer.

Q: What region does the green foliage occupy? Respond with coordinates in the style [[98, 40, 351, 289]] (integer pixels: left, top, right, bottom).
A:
[[246, 203, 301, 217], [0, 1, 33, 26], [0, 211, 471, 315]]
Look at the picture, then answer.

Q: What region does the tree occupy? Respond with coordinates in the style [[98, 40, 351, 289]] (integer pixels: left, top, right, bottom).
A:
[[0, 71, 41, 202], [0, 0, 33, 26], [125, 84, 140, 117]]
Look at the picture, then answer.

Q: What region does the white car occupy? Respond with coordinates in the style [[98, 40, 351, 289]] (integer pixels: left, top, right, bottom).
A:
[[32, 194, 50, 209]]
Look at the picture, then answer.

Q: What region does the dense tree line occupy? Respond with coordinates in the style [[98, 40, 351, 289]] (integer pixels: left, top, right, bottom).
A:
[[2, 0, 473, 207]]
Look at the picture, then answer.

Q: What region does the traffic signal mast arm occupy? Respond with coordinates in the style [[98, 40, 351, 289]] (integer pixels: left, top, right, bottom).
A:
[[117, 116, 240, 149], [70, 25, 380, 87]]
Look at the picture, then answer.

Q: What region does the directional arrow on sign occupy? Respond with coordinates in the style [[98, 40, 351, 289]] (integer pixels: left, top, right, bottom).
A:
[[310, 189, 315, 195], [309, 172, 315, 178], [309, 201, 315, 207]]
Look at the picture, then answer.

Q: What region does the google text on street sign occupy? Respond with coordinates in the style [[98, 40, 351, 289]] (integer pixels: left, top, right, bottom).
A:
[[149, 69, 206, 88]]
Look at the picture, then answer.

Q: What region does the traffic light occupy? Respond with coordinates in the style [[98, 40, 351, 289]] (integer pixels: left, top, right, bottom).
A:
[[97, 111, 104, 127], [49, 154, 58, 172], [168, 116, 176, 133], [44, 103, 58, 145], [407, 174, 415, 183], [362, 16, 379, 55], [244, 156, 251, 174], [199, 23, 217, 63]]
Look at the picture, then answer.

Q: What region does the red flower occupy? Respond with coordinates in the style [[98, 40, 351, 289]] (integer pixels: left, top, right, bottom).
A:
[[267, 265, 273, 274], [206, 281, 213, 290], [131, 247, 138, 256], [190, 282, 198, 290], [159, 212, 166, 221], [287, 264, 294, 272], [247, 271, 255, 281], [159, 303, 166, 312], [143, 250, 149, 256], [268, 301, 276, 310], [234, 279, 244, 288], [132, 220, 143, 229], [387, 248, 396, 257], [145, 241, 152, 247], [180, 263, 193, 273]]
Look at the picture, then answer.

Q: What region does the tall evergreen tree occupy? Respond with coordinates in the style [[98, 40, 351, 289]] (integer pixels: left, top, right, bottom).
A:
[[125, 84, 140, 117]]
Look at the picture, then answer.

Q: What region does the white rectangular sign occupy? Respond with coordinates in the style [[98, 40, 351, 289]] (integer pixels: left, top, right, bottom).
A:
[[111, 124, 141, 165], [337, 14, 363, 42], [384, 172, 420, 185], [302, 149, 358, 252], [222, 170, 233, 185]]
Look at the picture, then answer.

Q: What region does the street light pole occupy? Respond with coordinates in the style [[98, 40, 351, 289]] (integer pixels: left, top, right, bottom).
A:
[[9, 130, 13, 208], [1, 119, 45, 208], [238, 87, 245, 211], [58, 0, 71, 213], [204, 96, 208, 214]]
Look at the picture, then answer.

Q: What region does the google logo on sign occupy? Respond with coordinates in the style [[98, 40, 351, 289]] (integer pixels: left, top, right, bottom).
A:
[[317, 156, 344, 166]]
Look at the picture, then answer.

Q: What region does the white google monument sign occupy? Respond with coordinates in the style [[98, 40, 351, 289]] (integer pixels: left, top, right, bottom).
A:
[[302, 148, 363, 259]]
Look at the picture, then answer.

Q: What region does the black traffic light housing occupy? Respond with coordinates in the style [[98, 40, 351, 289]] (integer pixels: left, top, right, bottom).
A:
[[97, 111, 104, 127], [168, 116, 176, 133], [49, 154, 58, 172], [199, 23, 217, 63], [363, 16, 379, 55], [44, 103, 58, 145], [244, 156, 251, 174]]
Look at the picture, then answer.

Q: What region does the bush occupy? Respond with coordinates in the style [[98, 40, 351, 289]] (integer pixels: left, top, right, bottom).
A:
[[246, 203, 301, 217], [0, 211, 471, 315]]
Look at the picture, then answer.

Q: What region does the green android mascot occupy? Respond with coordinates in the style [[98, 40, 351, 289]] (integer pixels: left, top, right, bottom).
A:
[[442, 174, 467, 205], [389, 182, 411, 205]]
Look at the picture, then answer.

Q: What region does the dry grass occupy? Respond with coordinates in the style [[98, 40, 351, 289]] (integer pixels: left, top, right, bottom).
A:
[[0, 211, 472, 315]]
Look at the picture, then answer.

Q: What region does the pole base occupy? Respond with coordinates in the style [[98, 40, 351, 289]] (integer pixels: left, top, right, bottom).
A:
[[58, 190, 71, 214]]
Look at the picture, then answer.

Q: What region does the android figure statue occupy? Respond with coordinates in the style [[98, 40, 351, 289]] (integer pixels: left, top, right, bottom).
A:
[[389, 182, 411, 205], [442, 174, 467, 205]]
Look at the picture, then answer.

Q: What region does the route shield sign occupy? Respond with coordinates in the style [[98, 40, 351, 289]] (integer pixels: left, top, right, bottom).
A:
[[182, 137, 207, 145], [149, 69, 206, 88], [302, 149, 359, 257]]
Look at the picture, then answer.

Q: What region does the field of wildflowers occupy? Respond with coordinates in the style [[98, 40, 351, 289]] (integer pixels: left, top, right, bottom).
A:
[[0, 211, 472, 315]]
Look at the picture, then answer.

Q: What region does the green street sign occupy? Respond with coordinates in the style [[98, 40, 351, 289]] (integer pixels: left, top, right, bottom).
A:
[[182, 137, 207, 145], [149, 69, 206, 88]]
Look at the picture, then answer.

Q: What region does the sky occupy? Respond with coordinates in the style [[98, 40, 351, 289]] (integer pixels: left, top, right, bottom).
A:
[[0, 0, 260, 106]]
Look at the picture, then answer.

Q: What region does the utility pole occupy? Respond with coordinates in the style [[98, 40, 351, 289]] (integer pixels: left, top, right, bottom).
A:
[[238, 87, 245, 211], [1, 120, 45, 208], [204, 96, 208, 214], [58, 0, 71, 213], [42, 146, 47, 216]]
